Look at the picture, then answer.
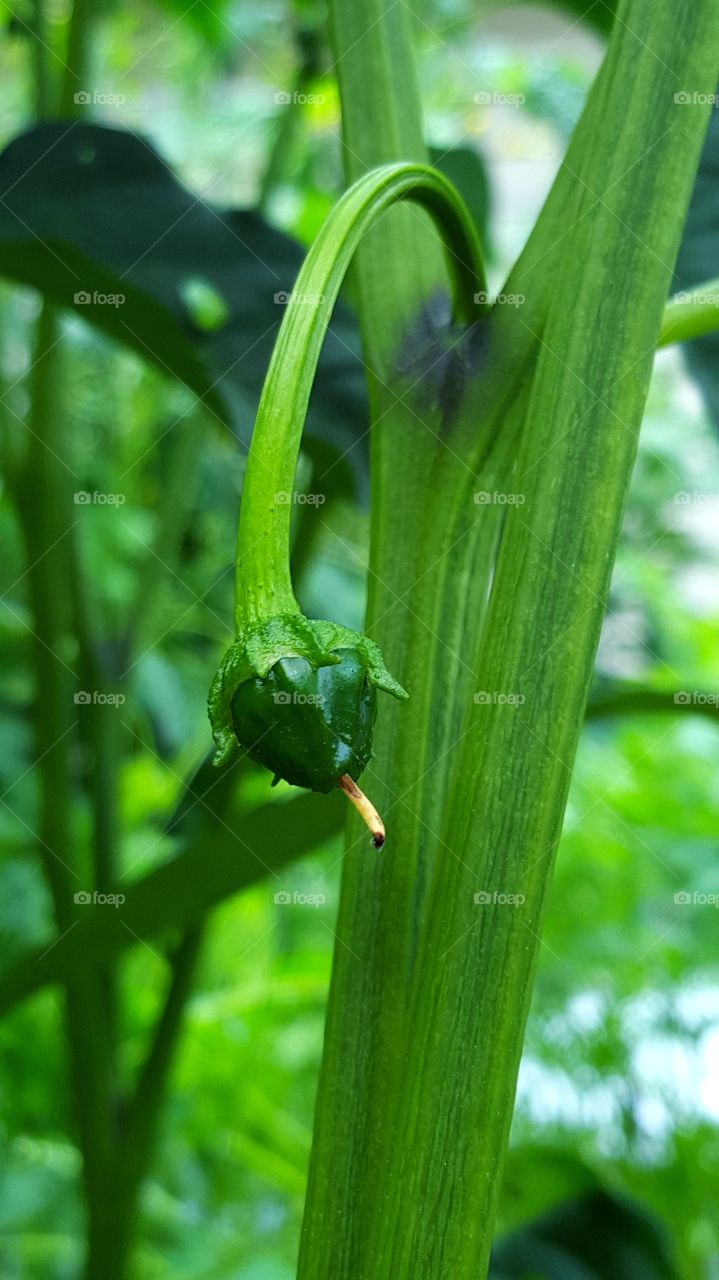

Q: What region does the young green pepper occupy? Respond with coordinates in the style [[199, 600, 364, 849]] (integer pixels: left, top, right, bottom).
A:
[[208, 162, 485, 842]]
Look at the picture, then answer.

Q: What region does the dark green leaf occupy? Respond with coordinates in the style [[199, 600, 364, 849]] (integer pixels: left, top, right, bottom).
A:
[[0, 123, 368, 480], [491, 1189, 680, 1280]]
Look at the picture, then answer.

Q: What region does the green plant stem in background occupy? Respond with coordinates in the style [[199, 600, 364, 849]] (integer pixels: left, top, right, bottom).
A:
[[235, 161, 485, 630], [257, 20, 322, 213], [659, 275, 719, 345], [29, 0, 51, 118], [15, 5, 208, 1279], [120, 411, 202, 662], [0, 779, 345, 1013], [299, 2, 719, 1277], [18, 296, 118, 1280]]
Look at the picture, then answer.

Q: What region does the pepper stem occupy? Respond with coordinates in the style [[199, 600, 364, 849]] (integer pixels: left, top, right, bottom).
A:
[[338, 774, 385, 849], [233, 162, 486, 634]]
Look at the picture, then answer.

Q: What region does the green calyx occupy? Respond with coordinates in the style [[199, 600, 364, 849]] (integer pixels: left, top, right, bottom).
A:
[[207, 161, 485, 800], [209, 614, 408, 776]]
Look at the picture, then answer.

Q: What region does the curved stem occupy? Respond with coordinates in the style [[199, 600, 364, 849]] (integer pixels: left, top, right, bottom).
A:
[[659, 275, 719, 346], [234, 161, 486, 631]]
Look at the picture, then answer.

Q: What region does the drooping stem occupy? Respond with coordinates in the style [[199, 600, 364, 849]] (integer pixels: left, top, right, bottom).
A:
[[234, 162, 486, 632]]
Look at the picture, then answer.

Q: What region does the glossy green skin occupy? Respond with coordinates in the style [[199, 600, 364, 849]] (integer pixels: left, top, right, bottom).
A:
[[208, 613, 407, 769], [231, 647, 377, 792]]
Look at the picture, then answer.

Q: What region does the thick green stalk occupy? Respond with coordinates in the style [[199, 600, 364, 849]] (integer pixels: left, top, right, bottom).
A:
[[299, 5, 488, 1272], [300, 2, 718, 1277], [234, 162, 485, 630], [382, 7, 717, 1278]]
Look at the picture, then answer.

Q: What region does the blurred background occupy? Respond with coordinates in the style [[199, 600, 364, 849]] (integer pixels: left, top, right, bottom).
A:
[[1, 2, 718, 1277]]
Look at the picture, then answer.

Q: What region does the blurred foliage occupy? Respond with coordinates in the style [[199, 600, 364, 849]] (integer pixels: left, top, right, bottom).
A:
[[0, 1, 717, 1278]]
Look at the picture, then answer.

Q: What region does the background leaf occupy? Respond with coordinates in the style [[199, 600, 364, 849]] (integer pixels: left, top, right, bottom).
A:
[[491, 1189, 680, 1280], [0, 122, 368, 482]]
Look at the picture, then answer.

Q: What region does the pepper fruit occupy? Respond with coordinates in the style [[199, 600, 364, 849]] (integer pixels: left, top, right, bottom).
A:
[[208, 617, 407, 844], [207, 163, 485, 842]]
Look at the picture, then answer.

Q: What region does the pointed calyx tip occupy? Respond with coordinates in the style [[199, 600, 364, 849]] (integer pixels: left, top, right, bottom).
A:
[[338, 773, 386, 849]]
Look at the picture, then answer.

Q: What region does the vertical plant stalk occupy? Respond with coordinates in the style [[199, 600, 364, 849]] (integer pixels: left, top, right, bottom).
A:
[[15, 5, 155, 1279], [17, 292, 119, 1280], [299, 2, 719, 1277], [299, 3, 500, 1273]]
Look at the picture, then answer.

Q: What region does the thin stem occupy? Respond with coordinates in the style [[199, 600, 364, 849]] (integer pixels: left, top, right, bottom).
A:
[[29, 0, 52, 118], [586, 683, 719, 722], [257, 22, 322, 213], [120, 412, 201, 664], [658, 275, 719, 346], [60, 0, 92, 115], [80, 930, 203, 1280], [234, 162, 486, 631]]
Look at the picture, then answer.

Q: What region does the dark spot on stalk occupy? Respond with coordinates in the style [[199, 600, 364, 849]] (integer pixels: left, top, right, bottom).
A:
[[392, 289, 491, 436]]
